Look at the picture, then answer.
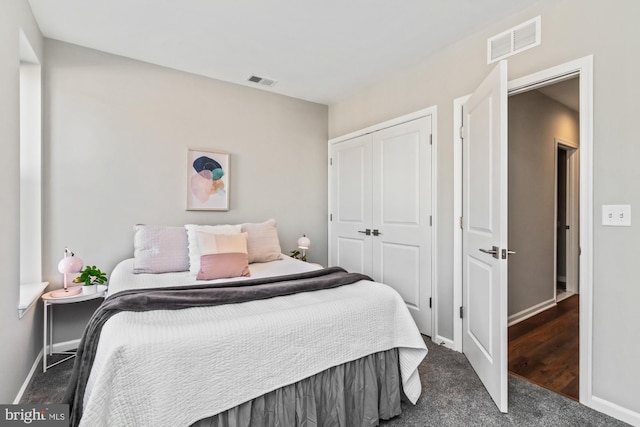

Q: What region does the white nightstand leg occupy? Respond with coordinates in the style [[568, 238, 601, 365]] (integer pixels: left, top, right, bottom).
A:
[[49, 304, 53, 356], [43, 301, 48, 372]]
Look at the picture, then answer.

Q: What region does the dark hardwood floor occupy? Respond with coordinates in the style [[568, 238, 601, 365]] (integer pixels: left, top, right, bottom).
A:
[[508, 294, 579, 400]]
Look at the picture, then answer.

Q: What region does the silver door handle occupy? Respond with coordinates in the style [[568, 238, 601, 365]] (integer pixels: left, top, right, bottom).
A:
[[502, 249, 516, 259], [358, 229, 371, 235], [479, 246, 500, 259]]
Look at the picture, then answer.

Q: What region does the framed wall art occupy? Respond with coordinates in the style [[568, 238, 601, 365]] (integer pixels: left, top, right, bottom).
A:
[[186, 148, 230, 211]]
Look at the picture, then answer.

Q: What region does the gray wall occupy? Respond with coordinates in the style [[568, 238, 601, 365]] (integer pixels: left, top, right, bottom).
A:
[[0, 0, 44, 403], [43, 40, 328, 342], [508, 90, 579, 316], [329, 0, 640, 416]]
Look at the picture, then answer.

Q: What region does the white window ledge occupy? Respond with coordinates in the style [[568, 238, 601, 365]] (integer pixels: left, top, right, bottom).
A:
[[18, 282, 48, 318]]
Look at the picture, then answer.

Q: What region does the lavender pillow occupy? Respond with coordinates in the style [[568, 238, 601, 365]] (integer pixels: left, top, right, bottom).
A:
[[133, 225, 189, 274]]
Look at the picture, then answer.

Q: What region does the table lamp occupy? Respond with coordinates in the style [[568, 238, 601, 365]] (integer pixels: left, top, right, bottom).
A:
[[297, 235, 311, 261], [51, 247, 83, 298]]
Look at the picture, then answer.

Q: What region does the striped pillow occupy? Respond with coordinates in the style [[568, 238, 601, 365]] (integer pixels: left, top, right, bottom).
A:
[[196, 231, 250, 280], [185, 224, 242, 277]]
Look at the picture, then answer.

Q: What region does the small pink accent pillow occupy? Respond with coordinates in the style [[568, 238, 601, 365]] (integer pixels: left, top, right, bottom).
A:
[[196, 232, 250, 280]]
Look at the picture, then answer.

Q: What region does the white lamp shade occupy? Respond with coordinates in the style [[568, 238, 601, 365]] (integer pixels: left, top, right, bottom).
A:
[[58, 255, 83, 274], [297, 235, 311, 250]]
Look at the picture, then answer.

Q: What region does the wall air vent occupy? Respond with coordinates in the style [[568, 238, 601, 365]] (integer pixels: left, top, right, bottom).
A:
[[247, 75, 277, 87], [488, 16, 541, 63]]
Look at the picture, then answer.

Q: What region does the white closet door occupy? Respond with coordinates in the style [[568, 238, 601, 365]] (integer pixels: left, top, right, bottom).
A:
[[329, 134, 373, 275], [371, 116, 432, 334]]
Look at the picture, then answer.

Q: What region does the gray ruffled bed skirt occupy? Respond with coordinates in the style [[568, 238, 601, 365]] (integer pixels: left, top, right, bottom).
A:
[[191, 348, 402, 427]]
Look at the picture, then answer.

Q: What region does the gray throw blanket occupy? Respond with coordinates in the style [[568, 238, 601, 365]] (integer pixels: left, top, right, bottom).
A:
[[64, 266, 371, 427]]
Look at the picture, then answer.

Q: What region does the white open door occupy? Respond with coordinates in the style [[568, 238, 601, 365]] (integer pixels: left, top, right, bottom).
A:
[[462, 60, 509, 412]]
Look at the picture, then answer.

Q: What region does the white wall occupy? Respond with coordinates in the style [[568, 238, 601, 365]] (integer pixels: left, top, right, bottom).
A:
[[508, 90, 579, 315], [0, 0, 44, 403], [329, 0, 640, 419], [43, 40, 328, 341]]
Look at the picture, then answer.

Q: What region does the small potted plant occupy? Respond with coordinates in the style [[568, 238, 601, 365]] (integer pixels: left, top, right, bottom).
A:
[[289, 249, 307, 262], [73, 265, 108, 295]]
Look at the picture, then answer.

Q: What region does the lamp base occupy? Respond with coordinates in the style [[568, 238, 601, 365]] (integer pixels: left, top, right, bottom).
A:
[[50, 286, 82, 298]]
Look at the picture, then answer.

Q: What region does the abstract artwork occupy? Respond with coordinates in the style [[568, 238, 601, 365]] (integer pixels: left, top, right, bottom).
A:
[[186, 149, 229, 211]]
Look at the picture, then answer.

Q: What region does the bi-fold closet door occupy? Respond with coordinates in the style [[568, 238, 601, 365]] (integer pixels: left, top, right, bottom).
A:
[[329, 116, 433, 335]]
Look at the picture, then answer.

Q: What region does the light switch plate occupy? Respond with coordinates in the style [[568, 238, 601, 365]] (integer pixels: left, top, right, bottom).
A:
[[602, 204, 631, 226]]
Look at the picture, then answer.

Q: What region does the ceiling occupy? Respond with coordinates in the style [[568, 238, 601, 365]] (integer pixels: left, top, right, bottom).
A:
[[537, 77, 579, 112], [27, 0, 542, 105]]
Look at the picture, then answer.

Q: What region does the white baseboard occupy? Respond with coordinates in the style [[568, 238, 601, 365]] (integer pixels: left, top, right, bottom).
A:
[[588, 395, 640, 426], [434, 335, 456, 350], [508, 298, 556, 327], [13, 339, 81, 404], [13, 348, 44, 404]]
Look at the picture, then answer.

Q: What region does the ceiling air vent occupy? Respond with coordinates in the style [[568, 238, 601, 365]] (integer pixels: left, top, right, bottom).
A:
[[487, 16, 541, 63], [247, 75, 277, 87]]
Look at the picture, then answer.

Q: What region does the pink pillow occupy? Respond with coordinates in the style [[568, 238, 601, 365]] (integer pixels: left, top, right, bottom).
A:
[[198, 253, 250, 281], [196, 232, 250, 280]]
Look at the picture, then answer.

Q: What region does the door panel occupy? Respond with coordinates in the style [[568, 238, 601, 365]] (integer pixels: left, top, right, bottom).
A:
[[338, 145, 368, 222], [372, 116, 432, 334], [467, 257, 493, 358], [381, 135, 420, 224], [468, 101, 494, 232], [462, 61, 508, 412], [335, 237, 366, 275], [381, 242, 420, 309]]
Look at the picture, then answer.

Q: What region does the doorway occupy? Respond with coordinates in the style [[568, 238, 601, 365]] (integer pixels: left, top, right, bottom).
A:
[[452, 55, 594, 408], [555, 139, 580, 302], [506, 77, 580, 400]]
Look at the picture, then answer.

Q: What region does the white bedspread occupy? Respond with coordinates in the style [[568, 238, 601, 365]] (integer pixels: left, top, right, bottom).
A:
[[81, 259, 428, 427]]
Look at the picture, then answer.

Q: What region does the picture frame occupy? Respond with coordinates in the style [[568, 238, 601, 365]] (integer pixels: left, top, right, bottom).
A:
[[186, 148, 230, 211]]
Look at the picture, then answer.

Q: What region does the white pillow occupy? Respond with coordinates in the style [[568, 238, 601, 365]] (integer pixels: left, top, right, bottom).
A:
[[185, 224, 242, 276]]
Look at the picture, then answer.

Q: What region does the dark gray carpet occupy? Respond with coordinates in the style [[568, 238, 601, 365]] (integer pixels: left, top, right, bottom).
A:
[[22, 338, 627, 426]]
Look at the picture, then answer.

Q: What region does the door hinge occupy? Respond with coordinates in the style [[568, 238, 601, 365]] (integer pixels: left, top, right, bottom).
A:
[[459, 126, 464, 140], [459, 306, 464, 319], [330, 213, 333, 221], [429, 134, 433, 145], [429, 297, 432, 308], [429, 215, 432, 226], [460, 216, 463, 229], [329, 157, 333, 166]]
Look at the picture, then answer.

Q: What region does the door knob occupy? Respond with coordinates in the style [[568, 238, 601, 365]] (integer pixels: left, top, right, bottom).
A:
[[358, 229, 371, 235], [479, 246, 500, 259], [372, 229, 382, 236]]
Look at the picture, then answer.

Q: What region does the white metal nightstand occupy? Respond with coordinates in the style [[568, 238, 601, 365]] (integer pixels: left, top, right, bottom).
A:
[[41, 285, 107, 372]]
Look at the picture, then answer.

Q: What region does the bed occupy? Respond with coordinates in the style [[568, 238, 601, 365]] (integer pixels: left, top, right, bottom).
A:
[[64, 221, 428, 427]]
